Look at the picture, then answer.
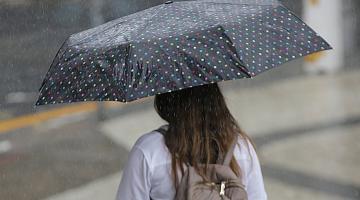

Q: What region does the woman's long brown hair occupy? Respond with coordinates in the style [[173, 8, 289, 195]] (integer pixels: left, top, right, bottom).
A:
[[154, 83, 253, 189]]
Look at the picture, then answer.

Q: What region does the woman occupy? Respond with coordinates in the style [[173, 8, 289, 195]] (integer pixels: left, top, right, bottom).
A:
[[116, 83, 267, 199]]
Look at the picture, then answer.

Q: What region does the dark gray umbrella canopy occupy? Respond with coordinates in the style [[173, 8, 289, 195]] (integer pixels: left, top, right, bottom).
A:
[[36, 0, 332, 105]]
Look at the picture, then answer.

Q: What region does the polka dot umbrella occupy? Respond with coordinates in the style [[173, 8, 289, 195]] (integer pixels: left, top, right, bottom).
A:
[[36, 0, 332, 105]]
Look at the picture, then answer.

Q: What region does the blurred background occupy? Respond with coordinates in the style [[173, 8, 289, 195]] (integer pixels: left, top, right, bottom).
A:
[[0, 0, 359, 199]]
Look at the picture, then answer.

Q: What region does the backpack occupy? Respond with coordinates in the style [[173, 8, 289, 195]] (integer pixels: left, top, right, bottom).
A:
[[155, 126, 248, 200]]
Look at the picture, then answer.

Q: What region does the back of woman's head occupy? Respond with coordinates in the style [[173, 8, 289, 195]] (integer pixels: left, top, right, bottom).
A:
[[154, 83, 251, 187]]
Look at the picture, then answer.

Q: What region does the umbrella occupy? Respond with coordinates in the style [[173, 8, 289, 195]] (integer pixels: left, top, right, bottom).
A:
[[35, 0, 332, 106]]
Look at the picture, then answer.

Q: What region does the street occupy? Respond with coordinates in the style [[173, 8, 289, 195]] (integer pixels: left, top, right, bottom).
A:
[[1, 69, 359, 199]]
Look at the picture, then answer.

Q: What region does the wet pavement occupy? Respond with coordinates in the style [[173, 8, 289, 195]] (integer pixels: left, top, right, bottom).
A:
[[0, 115, 127, 200], [40, 69, 360, 200], [0, 67, 359, 200], [1, 0, 360, 200], [0, 69, 359, 200]]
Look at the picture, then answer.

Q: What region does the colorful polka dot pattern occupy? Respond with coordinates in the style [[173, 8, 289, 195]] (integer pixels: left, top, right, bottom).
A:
[[36, 0, 332, 105]]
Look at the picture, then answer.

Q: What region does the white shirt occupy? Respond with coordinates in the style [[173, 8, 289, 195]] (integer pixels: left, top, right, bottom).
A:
[[116, 125, 267, 200]]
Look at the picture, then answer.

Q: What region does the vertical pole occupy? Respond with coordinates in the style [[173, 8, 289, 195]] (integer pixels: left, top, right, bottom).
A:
[[303, 0, 344, 74]]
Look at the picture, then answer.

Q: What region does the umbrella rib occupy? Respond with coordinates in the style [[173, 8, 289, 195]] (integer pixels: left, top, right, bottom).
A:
[[220, 31, 252, 78]]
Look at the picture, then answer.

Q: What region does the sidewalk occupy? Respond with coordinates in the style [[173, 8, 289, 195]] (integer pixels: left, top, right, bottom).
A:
[[44, 69, 360, 200]]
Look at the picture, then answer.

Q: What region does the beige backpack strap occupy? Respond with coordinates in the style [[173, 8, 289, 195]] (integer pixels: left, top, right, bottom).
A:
[[155, 124, 169, 136], [220, 136, 239, 166]]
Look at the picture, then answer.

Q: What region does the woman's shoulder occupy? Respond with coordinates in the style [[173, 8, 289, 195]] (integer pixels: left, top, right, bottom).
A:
[[234, 136, 255, 161], [131, 126, 170, 164], [133, 129, 165, 150]]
